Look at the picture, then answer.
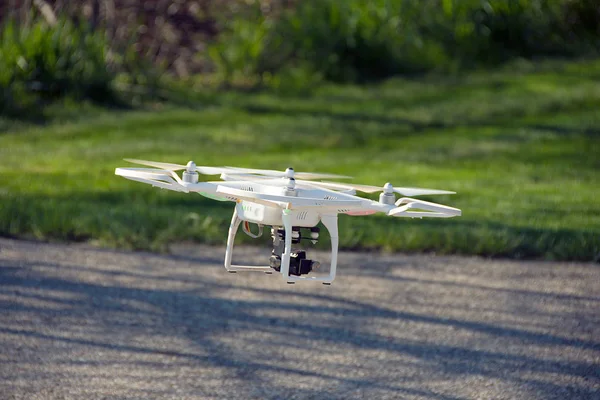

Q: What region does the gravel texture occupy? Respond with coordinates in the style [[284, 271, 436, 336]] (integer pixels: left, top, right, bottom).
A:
[[1, 238, 599, 399]]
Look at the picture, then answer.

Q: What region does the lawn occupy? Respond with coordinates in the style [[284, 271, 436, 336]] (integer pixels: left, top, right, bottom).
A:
[[1, 60, 599, 261]]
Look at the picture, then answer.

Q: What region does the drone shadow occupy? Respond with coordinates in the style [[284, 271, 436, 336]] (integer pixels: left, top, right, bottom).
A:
[[1, 243, 599, 399]]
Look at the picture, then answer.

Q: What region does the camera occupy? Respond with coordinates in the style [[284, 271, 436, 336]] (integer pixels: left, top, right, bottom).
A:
[[269, 250, 316, 276]]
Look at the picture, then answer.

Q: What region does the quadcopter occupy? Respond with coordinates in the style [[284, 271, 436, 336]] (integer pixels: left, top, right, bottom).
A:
[[115, 159, 461, 284]]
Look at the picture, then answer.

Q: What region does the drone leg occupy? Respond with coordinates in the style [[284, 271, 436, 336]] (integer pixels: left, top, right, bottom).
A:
[[320, 214, 339, 284], [224, 207, 242, 272], [280, 209, 293, 282]]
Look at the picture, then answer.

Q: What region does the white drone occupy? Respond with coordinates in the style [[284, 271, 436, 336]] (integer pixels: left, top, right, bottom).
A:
[[115, 159, 461, 284]]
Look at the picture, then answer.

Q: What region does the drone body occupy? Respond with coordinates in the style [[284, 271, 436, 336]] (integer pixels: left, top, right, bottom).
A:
[[116, 160, 461, 284]]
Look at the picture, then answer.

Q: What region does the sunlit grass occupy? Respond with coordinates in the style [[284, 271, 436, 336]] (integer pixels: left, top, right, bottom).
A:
[[1, 60, 599, 261]]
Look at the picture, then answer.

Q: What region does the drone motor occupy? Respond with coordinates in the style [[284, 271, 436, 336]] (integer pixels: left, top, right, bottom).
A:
[[182, 161, 199, 184], [378, 182, 396, 205]]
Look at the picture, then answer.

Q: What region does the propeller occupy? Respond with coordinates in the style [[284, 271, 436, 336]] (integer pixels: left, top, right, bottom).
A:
[[224, 166, 351, 180], [124, 159, 351, 181], [305, 181, 455, 197], [124, 159, 226, 175]]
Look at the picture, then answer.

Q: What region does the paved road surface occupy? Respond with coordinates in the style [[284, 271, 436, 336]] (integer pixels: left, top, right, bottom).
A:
[[1, 238, 599, 399]]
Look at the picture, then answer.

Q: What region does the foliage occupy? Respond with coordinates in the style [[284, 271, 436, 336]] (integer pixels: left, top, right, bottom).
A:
[[0, 15, 117, 114], [436, 0, 599, 66], [208, 0, 600, 84], [0, 9, 169, 116]]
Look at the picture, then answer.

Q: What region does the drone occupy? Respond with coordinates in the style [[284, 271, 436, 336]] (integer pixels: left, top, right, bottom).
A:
[[115, 159, 461, 284]]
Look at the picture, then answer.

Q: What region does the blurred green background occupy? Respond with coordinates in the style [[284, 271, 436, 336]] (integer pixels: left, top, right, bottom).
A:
[[0, 0, 599, 261]]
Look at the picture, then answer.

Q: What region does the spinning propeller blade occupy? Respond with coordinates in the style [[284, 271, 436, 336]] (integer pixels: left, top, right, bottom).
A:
[[124, 159, 351, 180], [224, 166, 351, 180], [124, 159, 185, 171], [124, 159, 229, 175], [307, 181, 455, 196], [386, 186, 455, 196], [122, 160, 452, 196]]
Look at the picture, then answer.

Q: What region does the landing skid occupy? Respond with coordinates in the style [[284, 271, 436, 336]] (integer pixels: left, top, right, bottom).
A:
[[223, 208, 338, 284]]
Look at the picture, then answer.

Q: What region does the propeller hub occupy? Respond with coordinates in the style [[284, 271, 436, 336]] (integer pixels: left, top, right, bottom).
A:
[[186, 161, 197, 173], [383, 182, 394, 194]]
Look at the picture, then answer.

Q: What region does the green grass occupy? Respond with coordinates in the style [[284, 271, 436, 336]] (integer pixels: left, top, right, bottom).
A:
[[1, 60, 599, 261]]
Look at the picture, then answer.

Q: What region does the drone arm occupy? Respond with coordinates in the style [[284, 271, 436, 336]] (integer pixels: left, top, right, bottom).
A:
[[115, 168, 189, 193], [388, 197, 461, 218], [181, 181, 234, 202], [342, 197, 460, 218], [215, 186, 289, 208], [216, 185, 364, 210]]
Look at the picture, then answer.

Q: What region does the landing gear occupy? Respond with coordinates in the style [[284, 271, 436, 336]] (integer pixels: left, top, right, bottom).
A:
[[223, 207, 338, 283]]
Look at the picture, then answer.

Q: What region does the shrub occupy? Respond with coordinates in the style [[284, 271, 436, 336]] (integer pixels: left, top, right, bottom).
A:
[[0, 8, 170, 116], [258, 0, 438, 81], [208, 0, 600, 85], [0, 15, 116, 113], [439, 0, 595, 65], [210, 0, 441, 84]]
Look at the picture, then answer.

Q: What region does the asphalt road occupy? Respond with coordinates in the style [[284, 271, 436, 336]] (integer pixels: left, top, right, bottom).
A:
[[1, 238, 599, 400]]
